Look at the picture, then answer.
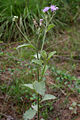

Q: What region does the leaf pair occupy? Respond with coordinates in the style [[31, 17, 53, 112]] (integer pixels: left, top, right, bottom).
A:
[[24, 81, 45, 96], [24, 81, 56, 102]]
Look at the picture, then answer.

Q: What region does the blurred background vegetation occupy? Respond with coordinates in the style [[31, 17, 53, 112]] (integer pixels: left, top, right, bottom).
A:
[[0, 0, 80, 42]]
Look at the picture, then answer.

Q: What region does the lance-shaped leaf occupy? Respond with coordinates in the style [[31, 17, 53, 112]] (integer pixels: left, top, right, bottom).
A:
[[48, 51, 56, 60], [17, 44, 36, 50], [41, 94, 56, 102], [47, 24, 55, 32], [33, 81, 46, 96], [24, 84, 34, 89], [23, 108, 36, 120], [41, 65, 48, 77], [32, 59, 43, 66], [41, 50, 47, 59]]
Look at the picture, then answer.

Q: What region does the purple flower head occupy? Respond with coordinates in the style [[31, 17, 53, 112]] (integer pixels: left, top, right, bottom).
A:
[[40, 19, 43, 26], [43, 7, 50, 13], [40, 19, 43, 22], [50, 5, 59, 12]]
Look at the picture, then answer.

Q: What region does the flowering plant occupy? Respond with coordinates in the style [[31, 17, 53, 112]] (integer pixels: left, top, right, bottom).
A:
[[16, 4, 58, 120]]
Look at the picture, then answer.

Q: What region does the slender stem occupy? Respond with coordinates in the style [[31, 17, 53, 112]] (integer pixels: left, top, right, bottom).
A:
[[41, 29, 47, 51], [41, 16, 48, 52], [37, 14, 54, 119], [48, 13, 55, 24], [37, 51, 40, 120], [41, 13, 55, 52], [37, 70, 40, 120], [37, 93, 39, 120]]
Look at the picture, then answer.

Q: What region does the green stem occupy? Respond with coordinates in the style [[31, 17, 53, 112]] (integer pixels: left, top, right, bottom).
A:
[[40, 64, 46, 81], [37, 94, 39, 120], [41, 15, 48, 52], [37, 51, 40, 120], [41, 29, 47, 51], [41, 13, 55, 52]]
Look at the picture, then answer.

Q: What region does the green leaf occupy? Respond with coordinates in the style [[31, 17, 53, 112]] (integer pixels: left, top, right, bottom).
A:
[[47, 24, 55, 32], [41, 65, 48, 77], [23, 108, 36, 120], [17, 44, 36, 50], [32, 59, 43, 66], [33, 81, 46, 96], [48, 51, 56, 60], [41, 50, 47, 59], [43, 65, 48, 73], [24, 84, 34, 89], [41, 94, 56, 102]]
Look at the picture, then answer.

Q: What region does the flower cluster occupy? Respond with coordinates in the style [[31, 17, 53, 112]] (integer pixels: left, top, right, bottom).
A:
[[40, 19, 43, 26], [43, 5, 58, 13], [39, 5, 58, 26]]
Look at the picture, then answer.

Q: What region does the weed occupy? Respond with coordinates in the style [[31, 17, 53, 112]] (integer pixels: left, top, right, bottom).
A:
[[50, 66, 80, 94]]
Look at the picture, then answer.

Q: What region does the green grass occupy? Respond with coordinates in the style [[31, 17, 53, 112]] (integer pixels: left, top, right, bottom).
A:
[[0, 0, 79, 42]]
